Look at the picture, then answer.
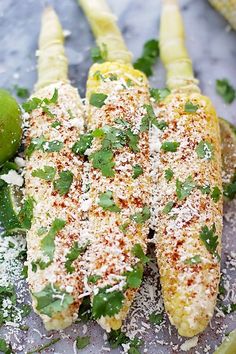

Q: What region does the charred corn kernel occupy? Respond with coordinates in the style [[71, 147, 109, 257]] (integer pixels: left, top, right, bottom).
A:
[[25, 8, 87, 331], [209, 0, 236, 30], [82, 61, 151, 332], [151, 0, 223, 337]]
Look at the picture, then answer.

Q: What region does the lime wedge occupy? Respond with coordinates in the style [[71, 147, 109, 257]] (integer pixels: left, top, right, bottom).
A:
[[214, 329, 236, 354], [0, 89, 22, 166], [219, 118, 236, 184], [0, 184, 23, 234]]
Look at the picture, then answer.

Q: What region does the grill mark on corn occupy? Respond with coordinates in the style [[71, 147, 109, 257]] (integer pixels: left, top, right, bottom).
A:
[[24, 82, 89, 330], [151, 93, 223, 337]]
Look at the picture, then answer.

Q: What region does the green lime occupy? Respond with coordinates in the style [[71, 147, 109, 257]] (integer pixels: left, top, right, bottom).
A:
[[219, 118, 236, 184], [214, 329, 236, 354], [0, 89, 22, 166], [0, 184, 23, 234]]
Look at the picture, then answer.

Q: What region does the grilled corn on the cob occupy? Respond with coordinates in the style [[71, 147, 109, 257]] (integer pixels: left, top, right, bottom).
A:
[[151, 0, 223, 337], [79, 0, 151, 332], [209, 0, 236, 30], [25, 7, 87, 330]]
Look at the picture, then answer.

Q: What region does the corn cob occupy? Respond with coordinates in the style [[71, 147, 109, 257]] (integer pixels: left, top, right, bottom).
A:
[[24, 7, 87, 330], [209, 0, 236, 30], [151, 0, 223, 337], [79, 0, 151, 332]]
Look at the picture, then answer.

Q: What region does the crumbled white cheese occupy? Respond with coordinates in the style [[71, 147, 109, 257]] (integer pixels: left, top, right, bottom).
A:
[[180, 336, 198, 351], [0, 170, 24, 186]]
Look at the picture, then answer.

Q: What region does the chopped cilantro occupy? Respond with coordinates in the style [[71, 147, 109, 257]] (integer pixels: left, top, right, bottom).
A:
[[216, 79, 235, 104], [51, 120, 61, 128], [98, 191, 121, 212], [20, 304, 31, 318], [76, 336, 90, 350], [93, 70, 105, 81], [65, 242, 87, 274], [132, 244, 149, 264], [42, 106, 55, 118], [107, 330, 143, 353], [119, 221, 130, 234], [22, 88, 58, 113], [196, 140, 214, 160], [132, 164, 143, 179], [0, 338, 12, 354], [14, 85, 29, 99], [42, 140, 64, 153], [164, 168, 174, 182], [89, 149, 115, 177], [211, 186, 221, 202], [161, 141, 180, 152], [77, 297, 92, 322], [199, 224, 219, 257], [41, 218, 66, 261], [126, 263, 143, 288], [131, 206, 151, 224], [31, 259, 50, 271], [126, 129, 140, 152], [184, 255, 202, 265], [33, 284, 73, 317], [91, 44, 107, 63], [53, 170, 73, 195], [176, 176, 195, 200], [141, 104, 160, 132], [72, 133, 94, 155], [25, 135, 46, 158], [18, 196, 35, 230], [150, 87, 170, 102], [184, 101, 199, 113], [90, 93, 108, 108], [162, 201, 174, 214], [114, 118, 130, 128], [110, 73, 118, 81], [149, 312, 164, 325], [223, 180, 236, 200], [98, 125, 127, 150], [27, 338, 60, 354], [198, 185, 211, 195], [37, 227, 47, 236], [88, 275, 101, 284], [32, 166, 56, 181], [92, 287, 124, 319], [220, 303, 236, 315], [133, 39, 159, 77]]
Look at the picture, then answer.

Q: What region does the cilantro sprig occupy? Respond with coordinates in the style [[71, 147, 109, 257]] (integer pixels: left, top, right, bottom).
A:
[[98, 191, 121, 212], [32, 166, 56, 181], [134, 39, 159, 77], [176, 176, 195, 201], [199, 224, 219, 258], [161, 141, 180, 152], [22, 88, 58, 115], [92, 287, 124, 319], [33, 284, 73, 317], [141, 104, 167, 132], [184, 101, 199, 113], [41, 218, 66, 261], [216, 79, 235, 104], [53, 170, 73, 196]]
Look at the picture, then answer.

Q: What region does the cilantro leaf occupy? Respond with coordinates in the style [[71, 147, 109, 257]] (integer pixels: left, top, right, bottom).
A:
[[223, 180, 236, 200], [150, 88, 170, 102], [25, 135, 46, 158], [91, 44, 107, 63], [119, 221, 130, 234], [107, 329, 129, 349], [98, 191, 121, 212], [32, 166, 56, 181], [33, 284, 73, 317], [199, 224, 219, 256], [132, 244, 149, 264], [72, 133, 94, 155], [53, 170, 73, 196], [132, 164, 143, 179], [92, 287, 125, 319], [22, 97, 41, 113], [164, 168, 174, 182], [216, 79, 235, 104], [65, 242, 87, 274], [14, 85, 29, 99], [126, 263, 143, 288], [176, 176, 195, 201], [88, 275, 102, 284], [90, 93, 108, 108], [76, 336, 90, 350], [141, 104, 158, 132], [41, 218, 66, 261], [42, 140, 64, 153], [134, 39, 159, 77], [89, 149, 115, 177], [211, 186, 221, 203], [131, 206, 151, 224], [162, 201, 174, 214], [149, 312, 164, 325], [18, 196, 35, 230], [0, 338, 12, 354], [184, 101, 199, 112], [184, 255, 202, 265], [220, 303, 236, 315], [196, 140, 214, 160], [51, 120, 61, 128], [100, 125, 127, 150], [126, 129, 140, 152], [161, 141, 180, 152], [198, 185, 211, 195]]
